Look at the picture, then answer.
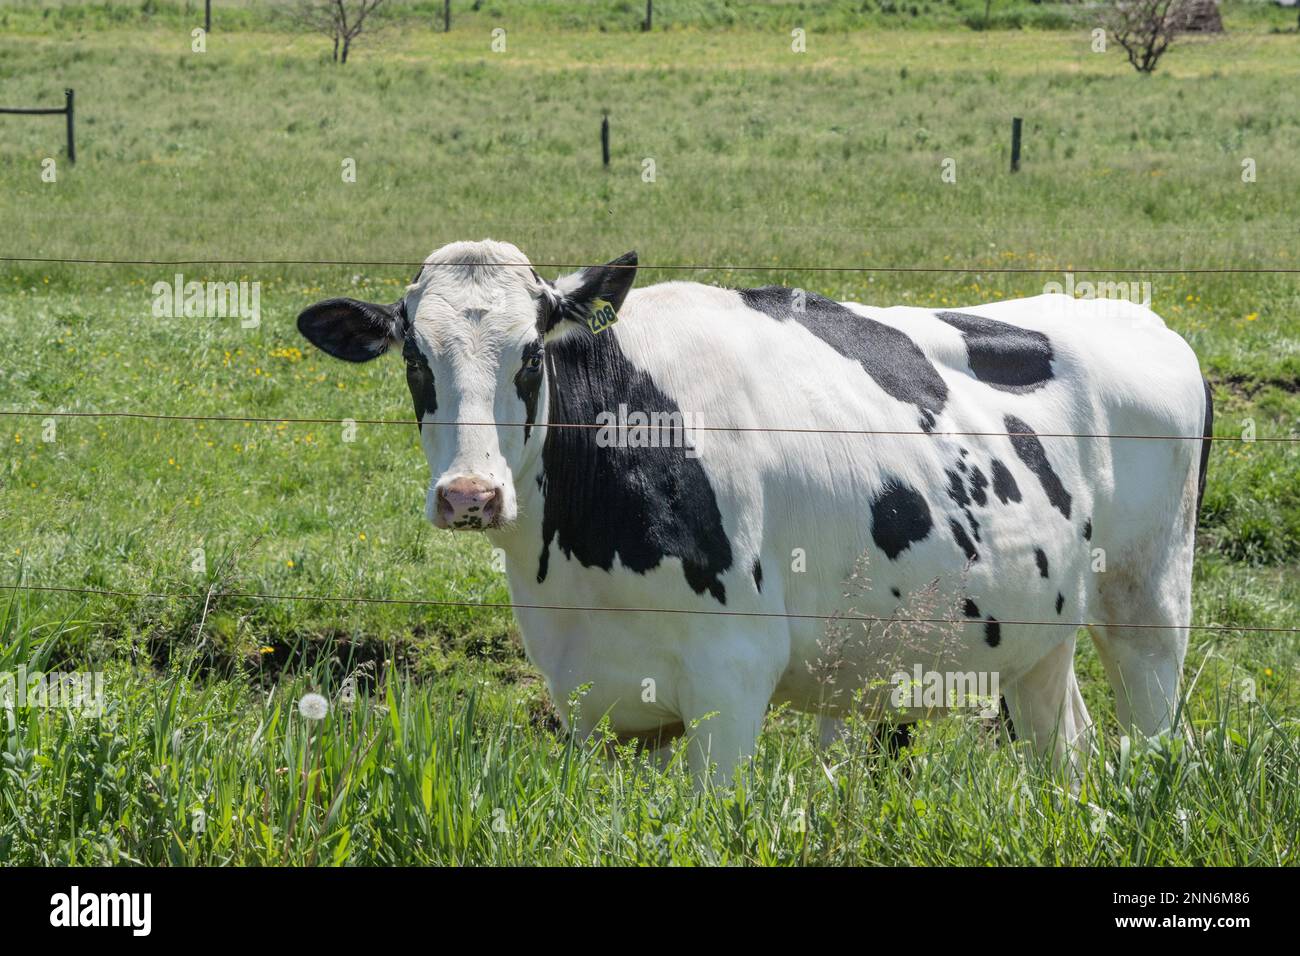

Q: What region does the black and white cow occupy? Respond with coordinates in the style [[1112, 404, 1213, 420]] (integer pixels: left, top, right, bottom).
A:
[[298, 240, 1212, 781]]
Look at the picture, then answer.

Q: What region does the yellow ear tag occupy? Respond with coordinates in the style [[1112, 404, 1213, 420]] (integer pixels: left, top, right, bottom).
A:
[[586, 298, 618, 335]]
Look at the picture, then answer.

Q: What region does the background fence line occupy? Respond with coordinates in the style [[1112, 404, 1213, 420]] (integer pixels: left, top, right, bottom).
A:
[[3, 254, 1299, 275]]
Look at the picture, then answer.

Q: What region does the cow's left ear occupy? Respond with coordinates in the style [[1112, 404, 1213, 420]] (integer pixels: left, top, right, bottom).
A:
[[541, 251, 637, 338], [297, 297, 404, 363]]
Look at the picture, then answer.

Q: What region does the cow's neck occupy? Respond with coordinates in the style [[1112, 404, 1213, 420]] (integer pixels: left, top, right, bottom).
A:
[[485, 338, 607, 583], [484, 327, 733, 607], [492, 451, 546, 545], [483, 381, 553, 575]]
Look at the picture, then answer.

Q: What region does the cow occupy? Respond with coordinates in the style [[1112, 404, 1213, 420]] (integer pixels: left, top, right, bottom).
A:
[[297, 239, 1212, 783]]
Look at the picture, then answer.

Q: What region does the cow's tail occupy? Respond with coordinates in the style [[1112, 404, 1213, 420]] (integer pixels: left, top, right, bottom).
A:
[[1195, 376, 1213, 517]]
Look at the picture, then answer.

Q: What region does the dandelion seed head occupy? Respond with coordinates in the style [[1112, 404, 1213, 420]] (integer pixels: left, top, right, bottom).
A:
[[298, 692, 329, 721]]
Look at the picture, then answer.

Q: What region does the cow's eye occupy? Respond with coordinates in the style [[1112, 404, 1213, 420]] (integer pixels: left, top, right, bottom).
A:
[[524, 350, 543, 371]]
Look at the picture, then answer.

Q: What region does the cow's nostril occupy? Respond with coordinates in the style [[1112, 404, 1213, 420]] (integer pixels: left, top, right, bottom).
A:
[[436, 477, 503, 529], [436, 487, 456, 520]]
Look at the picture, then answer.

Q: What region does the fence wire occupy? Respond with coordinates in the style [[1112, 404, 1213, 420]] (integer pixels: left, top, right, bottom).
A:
[[2, 583, 1296, 635]]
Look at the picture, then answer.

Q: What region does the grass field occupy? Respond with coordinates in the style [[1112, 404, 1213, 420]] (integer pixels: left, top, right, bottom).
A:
[[1, 2, 1298, 864]]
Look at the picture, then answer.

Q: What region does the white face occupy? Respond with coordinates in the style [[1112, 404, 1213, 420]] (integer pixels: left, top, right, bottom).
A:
[[400, 241, 547, 530]]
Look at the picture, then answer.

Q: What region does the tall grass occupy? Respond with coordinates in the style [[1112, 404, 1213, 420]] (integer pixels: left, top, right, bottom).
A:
[[1, 593, 1296, 865]]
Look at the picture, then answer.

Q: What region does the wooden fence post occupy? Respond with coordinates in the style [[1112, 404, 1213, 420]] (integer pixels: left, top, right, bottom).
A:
[[1010, 116, 1022, 173], [65, 89, 75, 165]]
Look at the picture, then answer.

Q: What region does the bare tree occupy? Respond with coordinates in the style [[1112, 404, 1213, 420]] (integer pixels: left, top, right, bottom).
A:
[[288, 0, 341, 60], [288, 0, 387, 64], [1104, 0, 1194, 74]]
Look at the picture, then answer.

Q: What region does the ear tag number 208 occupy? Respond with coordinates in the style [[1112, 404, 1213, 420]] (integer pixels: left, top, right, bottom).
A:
[[586, 298, 618, 335]]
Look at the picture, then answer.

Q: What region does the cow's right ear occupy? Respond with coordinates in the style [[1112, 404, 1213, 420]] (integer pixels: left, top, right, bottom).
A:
[[297, 297, 404, 363]]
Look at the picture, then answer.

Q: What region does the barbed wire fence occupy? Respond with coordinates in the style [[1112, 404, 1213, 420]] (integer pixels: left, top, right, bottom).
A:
[[3, 253, 1296, 635]]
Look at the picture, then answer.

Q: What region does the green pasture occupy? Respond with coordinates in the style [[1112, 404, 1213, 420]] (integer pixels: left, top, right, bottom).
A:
[[0, 5, 1296, 864]]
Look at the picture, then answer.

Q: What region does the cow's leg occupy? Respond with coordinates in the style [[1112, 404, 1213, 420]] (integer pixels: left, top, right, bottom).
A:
[[1001, 638, 1093, 782], [1087, 523, 1193, 740], [818, 716, 913, 757], [678, 685, 771, 786], [1087, 623, 1186, 740], [818, 716, 846, 749], [642, 743, 677, 773], [676, 640, 783, 787], [873, 722, 912, 757], [1085, 444, 1199, 742]]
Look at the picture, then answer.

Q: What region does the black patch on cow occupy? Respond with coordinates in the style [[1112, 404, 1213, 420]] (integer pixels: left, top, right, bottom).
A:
[[1083, 517, 1092, 541], [946, 468, 967, 512], [402, 336, 437, 429], [984, 618, 1001, 648], [739, 287, 948, 425], [869, 479, 934, 560], [1197, 376, 1214, 515], [537, 327, 732, 603], [945, 469, 970, 510], [955, 458, 967, 473], [1055, 592, 1065, 615], [962, 598, 981, 618], [934, 311, 1055, 394], [944, 469, 982, 543], [751, 559, 763, 593], [891, 587, 902, 599], [1034, 547, 1049, 579], [1005, 415, 1072, 520], [1000, 696, 1017, 741], [949, 518, 979, 563], [513, 339, 544, 443], [875, 723, 912, 758], [967, 466, 989, 507], [990, 458, 1022, 505]]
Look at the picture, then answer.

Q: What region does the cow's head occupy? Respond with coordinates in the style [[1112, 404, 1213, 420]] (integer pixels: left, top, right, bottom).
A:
[[297, 240, 636, 530]]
